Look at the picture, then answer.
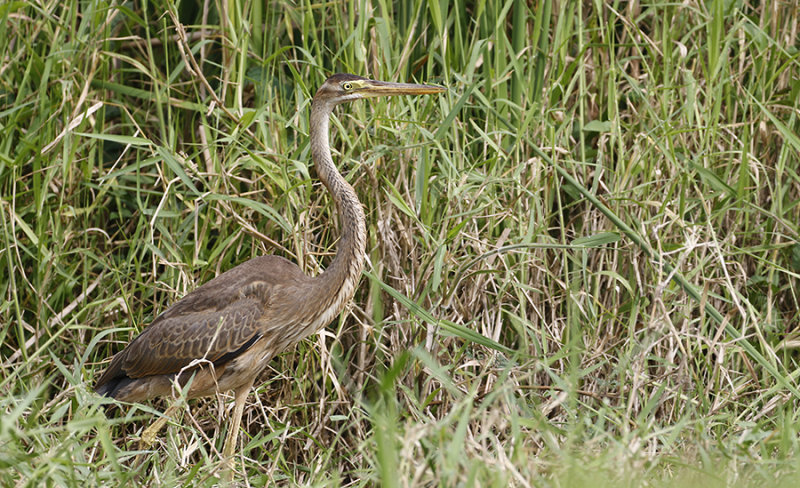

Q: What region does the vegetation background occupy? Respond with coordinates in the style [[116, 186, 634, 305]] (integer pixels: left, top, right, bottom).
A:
[[2, 0, 799, 486]]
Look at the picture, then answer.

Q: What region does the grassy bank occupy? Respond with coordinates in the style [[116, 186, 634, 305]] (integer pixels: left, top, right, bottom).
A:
[[1, 0, 799, 485]]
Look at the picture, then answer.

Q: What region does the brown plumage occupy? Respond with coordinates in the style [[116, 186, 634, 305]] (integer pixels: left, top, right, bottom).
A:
[[94, 256, 312, 401], [94, 73, 445, 465]]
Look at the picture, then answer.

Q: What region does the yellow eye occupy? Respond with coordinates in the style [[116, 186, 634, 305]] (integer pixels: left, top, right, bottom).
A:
[[342, 82, 353, 90]]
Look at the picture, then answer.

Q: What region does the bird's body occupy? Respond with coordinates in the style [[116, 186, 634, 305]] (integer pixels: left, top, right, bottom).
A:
[[94, 255, 329, 402], [94, 73, 444, 466]]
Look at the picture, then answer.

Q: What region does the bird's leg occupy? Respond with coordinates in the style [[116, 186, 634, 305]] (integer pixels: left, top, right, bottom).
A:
[[139, 403, 181, 449], [220, 377, 255, 478], [132, 403, 182, 470]]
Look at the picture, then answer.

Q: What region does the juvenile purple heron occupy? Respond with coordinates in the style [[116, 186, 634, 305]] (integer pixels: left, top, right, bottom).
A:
[[95, 74, 444, 466]]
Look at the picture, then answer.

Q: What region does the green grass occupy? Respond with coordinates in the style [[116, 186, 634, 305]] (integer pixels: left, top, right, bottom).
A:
[[2, 0, 800, 486]]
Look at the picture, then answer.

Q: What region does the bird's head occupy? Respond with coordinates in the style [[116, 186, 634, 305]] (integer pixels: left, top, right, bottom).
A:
[[313, 73, 445, 107]]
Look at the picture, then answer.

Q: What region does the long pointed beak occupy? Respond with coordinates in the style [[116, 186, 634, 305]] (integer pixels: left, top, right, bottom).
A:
[[363, 79, 446, 97]]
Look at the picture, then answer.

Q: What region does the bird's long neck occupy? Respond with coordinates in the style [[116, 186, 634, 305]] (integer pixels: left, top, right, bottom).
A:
[[308, 100, 367, 322]]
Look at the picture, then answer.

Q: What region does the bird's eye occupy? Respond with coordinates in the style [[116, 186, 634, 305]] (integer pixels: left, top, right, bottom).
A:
[[342, 82, 353, 90]]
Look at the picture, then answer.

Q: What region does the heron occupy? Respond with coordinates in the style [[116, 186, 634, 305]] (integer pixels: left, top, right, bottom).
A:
[[94, 73, 445, 469]]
